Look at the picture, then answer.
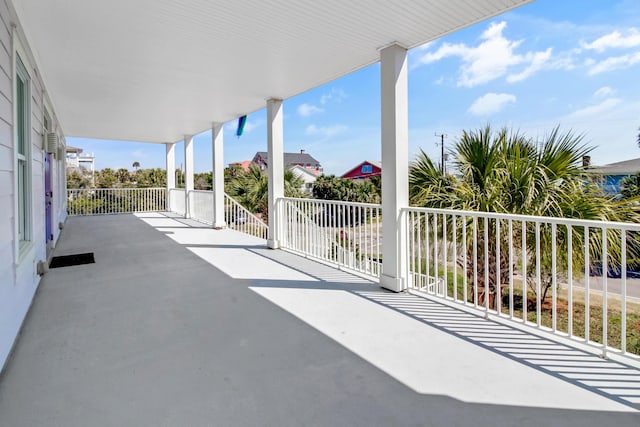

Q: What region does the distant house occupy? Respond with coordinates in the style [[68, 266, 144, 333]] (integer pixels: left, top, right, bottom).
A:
[[588, 157, 640, 194], [341, 160, 381, 180], [65, 145, 95, 173], [252, 149, 323, 174], [228, 160, 252, 172], [290, 165, 319, 195]]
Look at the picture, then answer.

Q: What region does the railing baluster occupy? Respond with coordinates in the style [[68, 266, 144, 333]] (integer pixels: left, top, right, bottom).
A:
[[567, 225, 573, 338], [522, 221, 527, 323], [509, 219, 513, 319], [536, 222, 541, 327], [602, 227, 608, 357], [496, 218, 501, 315], [473, 216, 478, 308], [484, 216, 489, 313], [585, 227, 590, 343], [425, 212, 430, 287], [621, 230, 627, 354], [443, 213, 447, 298], [453, 215, 458, 301], [462, 215, 467, 305], [552, 223, 557, 332], [434, 214, 438, 293]]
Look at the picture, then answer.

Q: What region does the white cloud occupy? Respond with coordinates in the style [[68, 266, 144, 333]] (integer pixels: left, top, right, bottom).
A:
[[297, 103, 323, 117], [507, 48, 553, 82], [587, 51, 640, 74], [320, 88, 346, 105], [468, 93, 516, 116], [416, 21, 552, 87], [594, 86, 615, 98], [565, 98, 622, 120], [581, 28, 640, 52], [243, 120, 262, 133], [305, 124, 348, 138]]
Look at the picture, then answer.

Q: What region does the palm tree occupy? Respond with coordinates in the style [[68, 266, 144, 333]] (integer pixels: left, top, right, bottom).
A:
[[115, 168, 130, 184], [409, 126, 640, 306], [132, 161, 140, 171], [228, 165, 303, 221]]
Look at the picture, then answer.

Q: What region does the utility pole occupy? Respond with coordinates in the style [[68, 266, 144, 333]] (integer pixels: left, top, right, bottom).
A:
[[435, 132, 447, 174]]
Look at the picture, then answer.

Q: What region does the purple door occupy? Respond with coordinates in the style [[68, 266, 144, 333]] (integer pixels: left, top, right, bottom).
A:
[[45, 152, 53, 243]]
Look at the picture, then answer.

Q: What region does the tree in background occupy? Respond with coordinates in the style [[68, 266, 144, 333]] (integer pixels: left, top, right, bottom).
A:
[[116, 168, 130, 184], [175, 168, 184, 188], [66, 169, 92, 189], [132, 161, 140, 171], [312, 175, 380, 204], [224, 164, 245, 188], [227, 164, 303, 221], [409, 126, 640, 307], [134, 168, 166, 187], [194, 172, 212, 190], [621, 172, 640, 199], [95, 168, 117, 188]]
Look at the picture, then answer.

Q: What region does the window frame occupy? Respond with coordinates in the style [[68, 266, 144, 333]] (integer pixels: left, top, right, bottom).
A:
[[15, 53, 32, 255]]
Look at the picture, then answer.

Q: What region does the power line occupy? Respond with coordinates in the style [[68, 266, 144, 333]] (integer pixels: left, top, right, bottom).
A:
[[435, 132, 447, 174]]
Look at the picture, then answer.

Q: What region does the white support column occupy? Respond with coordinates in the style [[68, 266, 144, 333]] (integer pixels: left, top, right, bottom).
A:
[[267, 98, 284, 249], [165, 142, 175, 211], [184, 134, 194, 218], [212, 122, 226, 229], [380, 43, 409, 292]]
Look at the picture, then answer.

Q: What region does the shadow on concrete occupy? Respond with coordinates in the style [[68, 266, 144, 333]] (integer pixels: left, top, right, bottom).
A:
[[2, 214, 637, 426]]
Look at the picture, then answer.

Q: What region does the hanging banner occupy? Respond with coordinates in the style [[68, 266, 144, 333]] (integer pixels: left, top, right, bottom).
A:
[[236, 115, 247, 137]]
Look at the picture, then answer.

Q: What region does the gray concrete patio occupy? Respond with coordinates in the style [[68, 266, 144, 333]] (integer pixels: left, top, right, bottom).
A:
[[0, 213, 639, 426]]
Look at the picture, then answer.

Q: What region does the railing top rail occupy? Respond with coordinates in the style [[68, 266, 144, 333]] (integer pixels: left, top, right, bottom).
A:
[[68, 187, 165, 191], [280, 197, 381, 209], [403, 205, 640, 230], [188, 189, 214, 194], [224, 193, 268, 227], [168, 188, 186, 192]]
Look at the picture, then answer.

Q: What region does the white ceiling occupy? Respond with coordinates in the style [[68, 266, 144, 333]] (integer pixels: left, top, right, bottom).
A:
[[13, 0, 532, 143]]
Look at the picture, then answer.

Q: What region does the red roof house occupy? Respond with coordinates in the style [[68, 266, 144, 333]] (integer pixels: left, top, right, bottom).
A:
[[341, 160, 381, 180]]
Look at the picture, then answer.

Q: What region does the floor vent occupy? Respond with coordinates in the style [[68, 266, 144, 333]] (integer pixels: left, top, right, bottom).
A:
[[49, 253, 95, 268]]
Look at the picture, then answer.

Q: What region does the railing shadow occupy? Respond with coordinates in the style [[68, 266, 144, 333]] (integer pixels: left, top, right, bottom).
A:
[[138, 210, 640, 410], [244, 247, 640, 410]]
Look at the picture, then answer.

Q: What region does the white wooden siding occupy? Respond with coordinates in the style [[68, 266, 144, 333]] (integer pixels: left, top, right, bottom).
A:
[[0, 0, 68, 373]]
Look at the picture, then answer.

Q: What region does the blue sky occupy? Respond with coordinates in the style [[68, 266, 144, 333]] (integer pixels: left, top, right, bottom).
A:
[[69, 0, 640, 176]]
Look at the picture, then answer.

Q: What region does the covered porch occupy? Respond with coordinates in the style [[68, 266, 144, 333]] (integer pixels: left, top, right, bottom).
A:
[[1, 213, 639, 425]]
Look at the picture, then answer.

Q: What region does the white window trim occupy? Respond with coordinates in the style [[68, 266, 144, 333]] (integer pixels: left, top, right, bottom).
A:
[[14, 33, 34, 262]]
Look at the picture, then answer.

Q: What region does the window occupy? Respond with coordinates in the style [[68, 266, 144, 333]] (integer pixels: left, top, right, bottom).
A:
[[16, 55, 31, 244], [361, 164, 373, 174]]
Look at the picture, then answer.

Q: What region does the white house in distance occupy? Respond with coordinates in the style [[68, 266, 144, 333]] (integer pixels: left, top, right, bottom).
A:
[[290, 165, 320, 195], [65, 145, 95, 173], [252, 149, 323, 194], [0, 0, 534, 375], [252, 149, 323, 173]]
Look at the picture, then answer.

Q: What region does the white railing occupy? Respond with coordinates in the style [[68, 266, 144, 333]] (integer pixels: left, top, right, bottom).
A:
[[403, 207, 640, 357], [169, 188, 186, 216], [167, 189, 267, 239], [224, 193, 268, 240], [278, 197, 382, 277], [189, 190, 214, 225], [67, 188, 166, 215]]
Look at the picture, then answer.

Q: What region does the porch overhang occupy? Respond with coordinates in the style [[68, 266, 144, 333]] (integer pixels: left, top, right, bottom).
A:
[[13, 0, 532, 143]]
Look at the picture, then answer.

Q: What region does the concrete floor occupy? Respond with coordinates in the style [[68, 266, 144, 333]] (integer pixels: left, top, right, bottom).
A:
[[0, 213, 639, 426]]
